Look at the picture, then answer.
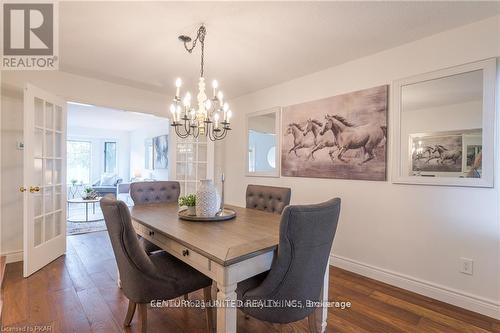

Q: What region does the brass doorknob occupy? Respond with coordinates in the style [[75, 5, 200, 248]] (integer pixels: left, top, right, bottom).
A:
[[20, 186, 27, 192], [29, 186, 40, 193]]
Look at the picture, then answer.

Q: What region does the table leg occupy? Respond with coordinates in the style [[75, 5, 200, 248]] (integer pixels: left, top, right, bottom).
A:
[[93, 202, 95, 214], [320, 259, 330, 333], [216, 282, 237, 333]]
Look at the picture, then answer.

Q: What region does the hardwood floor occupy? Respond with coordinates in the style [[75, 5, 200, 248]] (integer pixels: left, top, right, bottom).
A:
[[1, 231, 499, 333]]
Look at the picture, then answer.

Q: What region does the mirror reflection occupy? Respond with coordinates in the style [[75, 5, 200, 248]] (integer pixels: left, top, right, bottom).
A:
[[247, 112, 277, 174], [401, 70, 483, 178]]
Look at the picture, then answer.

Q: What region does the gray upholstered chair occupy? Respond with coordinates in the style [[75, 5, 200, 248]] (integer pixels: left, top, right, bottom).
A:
[[245, 184, 291, 214], [100, 197, 214, 332], [130, 181, 181, 254], [236, 198, 341, 333]]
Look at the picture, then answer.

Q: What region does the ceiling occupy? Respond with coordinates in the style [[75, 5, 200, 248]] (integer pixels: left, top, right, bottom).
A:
[[67, 103, 169, 131], [59, 2, 500, 99]]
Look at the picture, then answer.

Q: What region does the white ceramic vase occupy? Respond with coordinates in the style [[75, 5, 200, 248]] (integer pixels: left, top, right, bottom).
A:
[[195, 179, 220, 217]]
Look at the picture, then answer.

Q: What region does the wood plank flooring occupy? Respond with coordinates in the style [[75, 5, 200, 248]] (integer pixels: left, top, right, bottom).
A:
[[1, 231, 499, 332]]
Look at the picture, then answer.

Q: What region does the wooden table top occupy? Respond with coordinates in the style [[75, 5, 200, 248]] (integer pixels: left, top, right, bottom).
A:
[[130, 203, 281, 266]]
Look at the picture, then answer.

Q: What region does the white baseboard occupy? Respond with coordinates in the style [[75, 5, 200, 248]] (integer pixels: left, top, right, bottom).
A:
[[330, 254, 500, 320], [2, 250, 22, 264]]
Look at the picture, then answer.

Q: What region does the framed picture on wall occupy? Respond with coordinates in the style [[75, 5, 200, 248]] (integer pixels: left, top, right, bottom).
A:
[[153, 135, 168, 169], [281, 85, 388, 181], [145, 138, 153, 170]]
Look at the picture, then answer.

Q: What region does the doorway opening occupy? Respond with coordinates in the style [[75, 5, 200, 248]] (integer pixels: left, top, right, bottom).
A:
[[66, 102, 170, 235]]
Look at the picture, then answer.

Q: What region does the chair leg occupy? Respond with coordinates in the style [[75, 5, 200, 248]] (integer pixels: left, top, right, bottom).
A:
[[203, 286, 215, 333], [138, 303, 148, 333], [308, 310, 319, 333], [123, 299, 136, 327]]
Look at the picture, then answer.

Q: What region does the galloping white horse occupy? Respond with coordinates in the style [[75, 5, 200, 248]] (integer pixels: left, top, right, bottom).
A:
[[302, 119, 337, 160], [285, 123, 315, 157], [432, 145, 461, 164], [320, 114, 386, 164]]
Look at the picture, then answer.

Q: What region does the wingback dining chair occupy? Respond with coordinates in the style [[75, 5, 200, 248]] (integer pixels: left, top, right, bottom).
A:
[[236, 198, 341, 333], [130, 181, 181, 254], [100, 197, 214, 333], [245, 184, 291, 214]]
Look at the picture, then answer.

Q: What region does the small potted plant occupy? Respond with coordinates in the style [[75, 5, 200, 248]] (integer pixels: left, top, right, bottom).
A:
[[83, 187, 98, 200], [178, 194, 196, 216]]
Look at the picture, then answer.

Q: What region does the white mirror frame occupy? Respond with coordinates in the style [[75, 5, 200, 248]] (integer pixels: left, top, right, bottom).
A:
[[392, 58, 496, 187], [245, 107, 281, 178]]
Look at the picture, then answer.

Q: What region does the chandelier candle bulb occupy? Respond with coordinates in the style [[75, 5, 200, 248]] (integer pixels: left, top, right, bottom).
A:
[[214, 113, 220, 129], [175, 78, 182, 98], [212, 80, 218, 97], [170, 104, 176, 122], [205, 99, 212, 111], [217, 91, 224, 105]]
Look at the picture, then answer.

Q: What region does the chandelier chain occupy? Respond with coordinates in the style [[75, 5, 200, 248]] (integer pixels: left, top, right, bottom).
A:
[[182, 25, 207, 77]]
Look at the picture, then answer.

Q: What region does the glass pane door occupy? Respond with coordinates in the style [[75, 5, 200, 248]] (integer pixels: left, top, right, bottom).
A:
[[24, 84, 67, 277], [174, 134, 213, 196]]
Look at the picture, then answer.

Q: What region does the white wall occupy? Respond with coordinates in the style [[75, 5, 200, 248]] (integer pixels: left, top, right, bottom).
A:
[[67, 126, 131, 182], [129, 120, 170, 181], [223, 16, 500, 317]]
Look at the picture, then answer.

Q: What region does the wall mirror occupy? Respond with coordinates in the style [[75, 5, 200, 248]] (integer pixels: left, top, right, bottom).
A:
[[246, 107, 281, 177], [392, 59, 496, 187]]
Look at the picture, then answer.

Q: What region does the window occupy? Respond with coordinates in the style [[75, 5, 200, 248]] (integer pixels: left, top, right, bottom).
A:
[[67, 140, 91, 184], [104, 141, 117, 173]]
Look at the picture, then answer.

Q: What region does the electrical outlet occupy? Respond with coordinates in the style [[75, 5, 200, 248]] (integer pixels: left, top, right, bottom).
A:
[[460, 258, 473, 275]]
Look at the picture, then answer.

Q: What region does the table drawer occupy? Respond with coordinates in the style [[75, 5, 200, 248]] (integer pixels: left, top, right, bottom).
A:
[[166, 237, 210, 271], [136, 223, 211, 273]]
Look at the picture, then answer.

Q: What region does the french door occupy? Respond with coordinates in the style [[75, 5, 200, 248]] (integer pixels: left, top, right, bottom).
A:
[[23, 84, 67, 277], [172, 134, 214, 196]]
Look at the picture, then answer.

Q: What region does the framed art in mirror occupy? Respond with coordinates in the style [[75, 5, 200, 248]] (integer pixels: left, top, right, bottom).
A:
[[245, 107, 281, 177], [392, 58, 496, 187]]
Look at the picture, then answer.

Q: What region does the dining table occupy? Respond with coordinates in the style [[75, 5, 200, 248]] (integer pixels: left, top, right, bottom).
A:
[[130, 203, 330, 333]]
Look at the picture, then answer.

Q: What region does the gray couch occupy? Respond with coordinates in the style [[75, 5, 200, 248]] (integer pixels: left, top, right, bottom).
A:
[[92, 176, 123, 197]]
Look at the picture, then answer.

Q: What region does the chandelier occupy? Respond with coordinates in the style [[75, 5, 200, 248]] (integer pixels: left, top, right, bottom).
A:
[[170, 25, 232, 141]]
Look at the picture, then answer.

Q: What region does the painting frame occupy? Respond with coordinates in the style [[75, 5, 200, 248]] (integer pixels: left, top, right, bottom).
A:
[[409, 131, 463, 175], [407, 129, 482, 177], [281, 85, 388, 181]]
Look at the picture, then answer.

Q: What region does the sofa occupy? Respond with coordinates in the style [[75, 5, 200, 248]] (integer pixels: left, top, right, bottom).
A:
[[92, 174, 123, 197]]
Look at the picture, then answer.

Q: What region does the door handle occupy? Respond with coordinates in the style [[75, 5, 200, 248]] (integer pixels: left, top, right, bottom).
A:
[[29, 186, 40, 193], [20, 186, 27, 192]]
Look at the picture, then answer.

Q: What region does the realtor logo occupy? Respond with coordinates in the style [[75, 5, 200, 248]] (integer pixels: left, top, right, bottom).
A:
[[1, 2, 58, 70]]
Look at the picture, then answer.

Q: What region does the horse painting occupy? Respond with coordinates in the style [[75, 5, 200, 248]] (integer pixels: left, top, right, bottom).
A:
[[281, 85, 388, 181], [410, 133, 463, 173]]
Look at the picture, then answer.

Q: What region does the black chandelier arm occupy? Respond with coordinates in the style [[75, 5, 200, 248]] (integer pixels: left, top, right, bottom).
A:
[[174, 125, 190, 139]]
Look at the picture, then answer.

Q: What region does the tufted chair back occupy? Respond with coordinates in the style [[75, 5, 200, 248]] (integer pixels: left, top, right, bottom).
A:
[[245, 184, 291, 214], [238, 198, 341, 323], [130, 181, 180, 205]]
